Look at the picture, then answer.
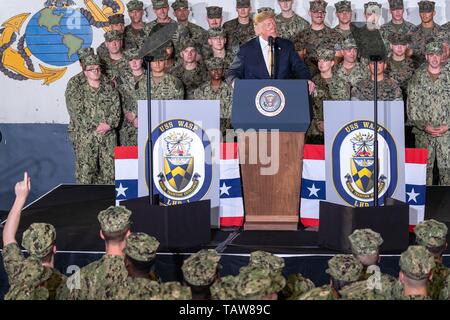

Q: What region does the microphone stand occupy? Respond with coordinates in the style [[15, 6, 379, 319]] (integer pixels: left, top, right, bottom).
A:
[[370, 55, 382, 207], [268, 36, 275, 79], [144, 55, 159, 205]]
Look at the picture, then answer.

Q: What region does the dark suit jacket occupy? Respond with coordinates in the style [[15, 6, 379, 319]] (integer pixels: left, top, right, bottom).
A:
[[226, 37, 311, 84]]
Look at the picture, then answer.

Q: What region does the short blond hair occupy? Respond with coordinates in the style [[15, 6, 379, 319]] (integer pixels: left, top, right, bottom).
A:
[[253, 11, 275, 27]]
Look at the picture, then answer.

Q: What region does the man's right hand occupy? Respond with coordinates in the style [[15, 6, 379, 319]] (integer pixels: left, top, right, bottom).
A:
[[15, 172, 30, 201]]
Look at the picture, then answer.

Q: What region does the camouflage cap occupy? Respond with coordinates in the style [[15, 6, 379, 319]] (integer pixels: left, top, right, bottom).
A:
[[388, 0, 404, 10], [152, 0, 169, 9], [104, 29, 123, 42], [159, 281, 192, 299], [82, 54, 100, 66], [248, 250, 285, 273], [180, 38, 197, 51], [317, 48, 336, 61], [236, 266, 286, 299], [310, 0, 328, 12], [326, 254, 363, 282], [97, 205, 131, 233], [124, 48, 142, 60], [21, 223, 56, 258], [207, 6, 222, 18], [108, 13, 125, 25], [182, 249, 221, 286], [125, 232, 160, 262], [335, 0, 352, 12], [205, 57, 225, 70], [418, 1, 435, 13], [399, 246, 435, 280], [364, 1, 382, 14], [208, 27, 226, 38], [236, 0, 251, 8], [127, 0, 144, 11], [388, 32, 411, 45], [210, 275, 239, 300], [257, 7, 275, 14], [282, 273, 316, 300], [171, 0, 188, 10], [425, 41, 443, 55], [341, 37, 358, 50], [348, 228, 383, 256], [414, 219, 448, 248], [77, 47, 95, 63]]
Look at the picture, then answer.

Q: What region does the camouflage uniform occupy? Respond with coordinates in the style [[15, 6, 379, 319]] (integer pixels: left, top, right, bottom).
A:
[[205, 27, 234, 71], [275, 11, 309, 43], [158, 281, 192, 299], [385, 33, 415, 94], [235, 265, 286, 300], [380, 0, 415, 50], [192, 57, 233, 136], [333, 1, 354, 41], [407, 42, 450, 185], [440, 274, 450, 300], [2, 223, 66, 300], [100, 30, 129, 83], [97, 14, 125, 61], [351, 77, 403, 101], [223, 0, 255, 58], [182, 249, 221, 287], [144, 0, 176, 38], [298, 255, 363, 300], [65, 206, 131, 300], [334, 39, 370, 89], [282, 273, 316, 300], [210, 275, 239, 300], [410, 1, 445, 68], [123, 0, 147, 50], [307, 49, 351, 143], [65, 48, 92, 180], [414, 219, 449, 300], [397, 245, 435, 300], [248, 250, 285, 273]]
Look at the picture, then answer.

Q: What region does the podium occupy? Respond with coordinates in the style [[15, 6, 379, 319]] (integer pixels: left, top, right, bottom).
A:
[[232, 80, 311, 230]]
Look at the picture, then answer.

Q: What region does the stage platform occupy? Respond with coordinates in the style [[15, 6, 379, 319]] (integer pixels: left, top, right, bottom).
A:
[[1, 185, 450, 299]]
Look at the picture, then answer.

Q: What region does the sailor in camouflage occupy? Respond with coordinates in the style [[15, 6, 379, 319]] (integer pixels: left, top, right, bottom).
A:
[[223, 0, 255, 58], [334, 1, 354, 41], [65, 47, 92, 181], [169, 39, 208, 97], [410, 1, 445, 68], [414, 219, 449, 300], [351, 58, 403, 101], [385, 32, 415, 96], [380, 0, 415, 55], [235, 265, 286, 300], [144, 0, 175, 36], [398, 245, 435, 300], [123, 0, 147, 50], [117, 232, 161, 300], [97, 14, 125, 61], [248, 250, 285, 273], [210, 275, 239, 300], [293, 1, 342, 68], [205, 27, 234, 71], [100, 30, 129, 85], [275, 0, 309, 43], [2, 174, 66, 300], [66, 54, 121, 184], [281, 273, 316, 300], [407, 41, 450, 185], [182, 249, 221, 299], [335, 38, 370, 89], [158, 281, 192, 300], [66, 206, 131, 299], [171, 0, 208, 58], [192, 57, 233, 138], [298, 255, 363, 300], [307, 48, 350, 144], [206, 6, 223, 28]]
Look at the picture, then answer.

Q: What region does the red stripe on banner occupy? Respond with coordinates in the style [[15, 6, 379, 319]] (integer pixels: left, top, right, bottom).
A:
[[115, 146, 138, 159], [220, 217, 244, 227], [405, 148, 427, 164], [221, 143, 238, 160], [300, 217, 320, 227], [303, 144, 325, 160]]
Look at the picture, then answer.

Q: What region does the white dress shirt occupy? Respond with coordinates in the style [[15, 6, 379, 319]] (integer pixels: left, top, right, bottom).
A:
[[258, 36, 271, 75]]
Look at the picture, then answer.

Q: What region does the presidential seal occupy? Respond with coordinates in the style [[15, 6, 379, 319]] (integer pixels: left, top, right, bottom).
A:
[[255, 86, 285, 117], [147, 119, 212, 205], [332, 120, 398, 207]]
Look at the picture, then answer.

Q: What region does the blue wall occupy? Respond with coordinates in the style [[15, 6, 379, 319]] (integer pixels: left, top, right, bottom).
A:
[[0, 124, 75, 210]]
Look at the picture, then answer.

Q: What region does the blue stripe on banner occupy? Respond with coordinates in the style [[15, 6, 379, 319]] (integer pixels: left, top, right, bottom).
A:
[[301, 178, 326, 200], [219, 178, 242, 198], [405, 184, 426, 206], [115, 180, 138, 200]]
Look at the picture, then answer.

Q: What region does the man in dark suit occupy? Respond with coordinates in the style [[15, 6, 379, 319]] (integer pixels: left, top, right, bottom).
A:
[[226, 9, 315, 94]]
